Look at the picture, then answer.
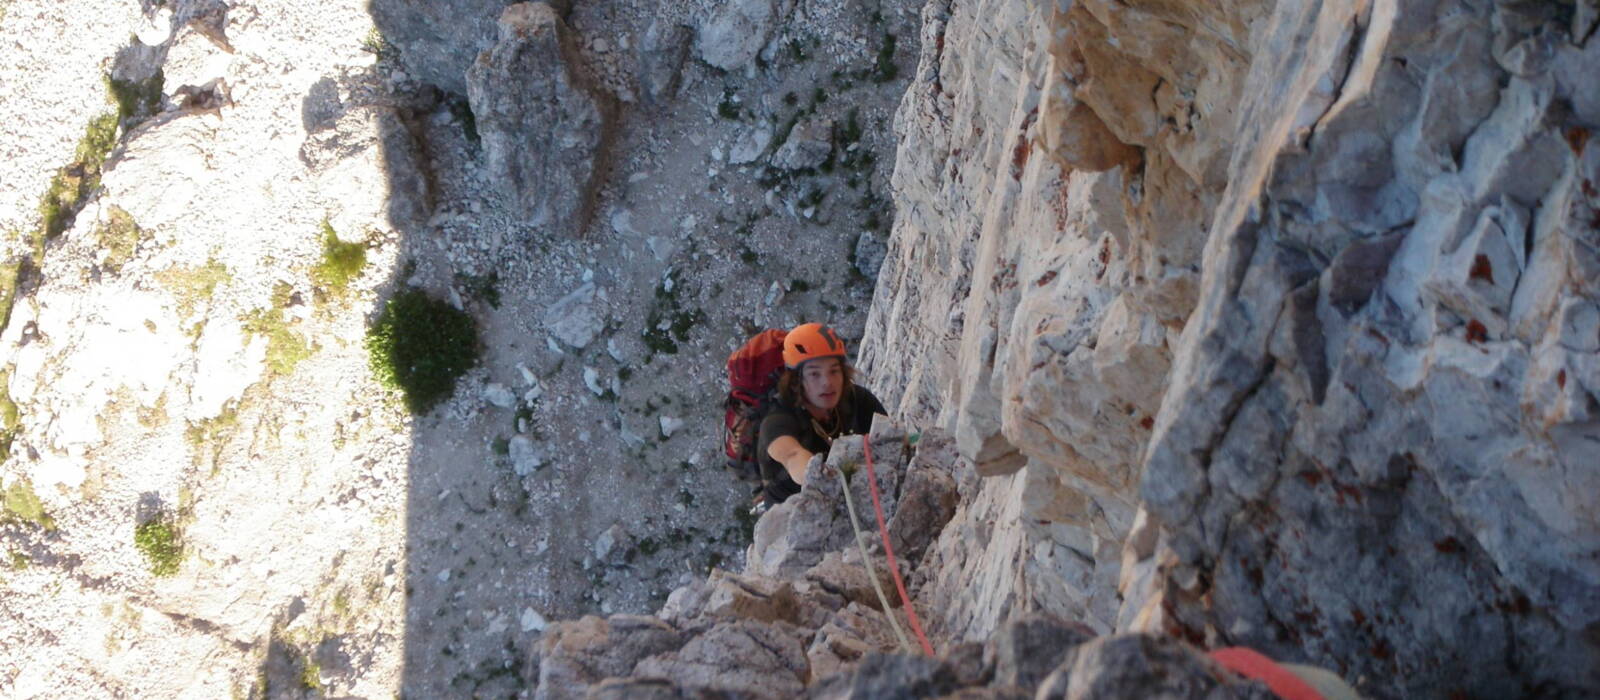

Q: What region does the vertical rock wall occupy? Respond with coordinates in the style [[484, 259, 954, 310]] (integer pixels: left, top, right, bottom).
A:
[[1144, 0, 1600, 695], [863, 0, 1600, 695], [860, 0, 1262, 637]]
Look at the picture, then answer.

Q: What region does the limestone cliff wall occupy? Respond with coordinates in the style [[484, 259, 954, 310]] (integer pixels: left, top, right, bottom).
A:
[[861, 0, 1600, 696]]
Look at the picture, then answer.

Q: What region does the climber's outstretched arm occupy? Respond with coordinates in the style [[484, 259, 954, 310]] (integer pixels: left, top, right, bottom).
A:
[[766, 436, 814, 486]]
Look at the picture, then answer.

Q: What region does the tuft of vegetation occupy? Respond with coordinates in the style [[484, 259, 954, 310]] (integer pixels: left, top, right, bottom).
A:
[[446, 95, 480, 149], [134, 512, 183, 577], [871, 33, 899, 83], [0, 260, 20, 337], [186, 399, 240, 475], [360, 27, 399, 62], [106, 70, 165, 123], [38, 112, 118, 246], [243, 285, 313, 379], [730, 503, 759, 546], [312, 221, 367, 295], [95, 205, 144, 274], [34, 71, 163, 259], [0, 367, 19, 462], [365, 288, 480, 414], [641, 272, 704, 356], [3, 478, 54, 530], [455, 270, 501, 309], [299, 657, 322, 691], [157, 258, 231, 321], [717, 89, 742, 120]]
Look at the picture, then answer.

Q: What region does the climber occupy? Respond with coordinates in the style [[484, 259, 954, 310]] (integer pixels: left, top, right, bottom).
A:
[[755, 322, 887, 506]]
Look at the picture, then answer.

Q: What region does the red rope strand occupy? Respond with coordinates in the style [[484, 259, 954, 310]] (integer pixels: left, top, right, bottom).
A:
[[862, 436, 936, 656]]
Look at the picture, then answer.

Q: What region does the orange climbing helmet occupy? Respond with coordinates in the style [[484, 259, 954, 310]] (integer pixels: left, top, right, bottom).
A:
[[782, 322, 847, 369]]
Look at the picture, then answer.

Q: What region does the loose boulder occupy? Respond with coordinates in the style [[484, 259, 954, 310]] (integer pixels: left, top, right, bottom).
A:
[[466, 2, 617, 237]]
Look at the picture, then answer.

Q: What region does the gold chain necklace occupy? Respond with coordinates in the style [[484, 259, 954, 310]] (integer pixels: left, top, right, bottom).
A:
[[809, 405, 843, 444]]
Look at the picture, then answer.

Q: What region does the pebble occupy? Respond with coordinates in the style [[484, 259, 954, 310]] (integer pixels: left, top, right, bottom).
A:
[[521, 607, 548, 632], [484, 383, 517, 409], [659, 415, 684, 438]]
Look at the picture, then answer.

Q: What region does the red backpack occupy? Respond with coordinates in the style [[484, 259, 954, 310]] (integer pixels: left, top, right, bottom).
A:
[[723, 329, 788, 478]]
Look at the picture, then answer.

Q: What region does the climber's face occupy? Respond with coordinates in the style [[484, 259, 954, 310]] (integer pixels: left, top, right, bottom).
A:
[[801, 357, 845, 413]]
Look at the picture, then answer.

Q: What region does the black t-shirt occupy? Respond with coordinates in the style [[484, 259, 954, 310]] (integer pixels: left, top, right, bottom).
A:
[[756, 384, 886, 503]]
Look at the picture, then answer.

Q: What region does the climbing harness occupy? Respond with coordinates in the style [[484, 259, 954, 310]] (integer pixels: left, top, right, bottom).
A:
[[862, 436, 936, 657]]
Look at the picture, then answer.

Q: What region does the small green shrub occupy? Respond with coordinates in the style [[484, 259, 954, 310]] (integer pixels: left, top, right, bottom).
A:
[[365, 288, 480, 414], [3, 479, 53, 530], [299, 658, 322, 691], [106, 70, 164, 123], [360, 27, 399, 62], [134, 513, 182, 576], [312, 221, 366, 294]]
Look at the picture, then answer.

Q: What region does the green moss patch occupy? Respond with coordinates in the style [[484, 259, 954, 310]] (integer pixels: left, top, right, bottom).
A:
[[38, 112, 119, 246], [312, 221, 367, 295], [96, 205, 144, 273], [243, 285, 312, 379], [30, 70, 163, 263], [365, 288, 479, 414], [134, 512, 182, 577], [3, 478, 54, 530], [0, 261, 21, 345], [0, 368, 19, 462], [156, 258, 230, 320]]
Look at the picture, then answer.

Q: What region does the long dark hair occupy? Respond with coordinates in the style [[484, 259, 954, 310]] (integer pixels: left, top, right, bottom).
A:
[[776, 360, 856, 411]]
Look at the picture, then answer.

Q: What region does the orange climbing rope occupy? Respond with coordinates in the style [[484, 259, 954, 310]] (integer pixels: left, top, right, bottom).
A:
[[862, 436, 936, 656]]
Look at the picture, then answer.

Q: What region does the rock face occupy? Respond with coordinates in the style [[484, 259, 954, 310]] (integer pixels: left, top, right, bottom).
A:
[[521, 422, 1277, 699], [370, 0, 557, 96], [7, 0, 1598, 695], [746, 423, 956, 580], [859, 0, 1600, 696], [695, 0, 792, 71], [1138, 2, 1600, 694], [637, 19, 692, 105], [466, 2, 617, 237]]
